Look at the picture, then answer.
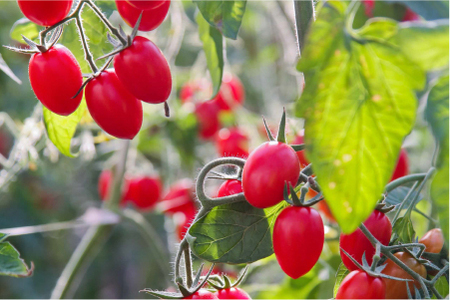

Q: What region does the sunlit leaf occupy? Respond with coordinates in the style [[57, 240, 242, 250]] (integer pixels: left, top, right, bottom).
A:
[[392, 216, 416, 243], [333, 263, 350, 298], [10, 18, 40, 43], [0, 240, 32, 278]]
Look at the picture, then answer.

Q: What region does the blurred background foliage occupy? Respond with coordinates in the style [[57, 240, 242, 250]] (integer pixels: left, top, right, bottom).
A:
[[0, 0, 447, 298]]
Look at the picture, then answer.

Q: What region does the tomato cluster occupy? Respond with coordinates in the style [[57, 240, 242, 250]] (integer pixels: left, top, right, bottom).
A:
[[18, 0, 171, 140]]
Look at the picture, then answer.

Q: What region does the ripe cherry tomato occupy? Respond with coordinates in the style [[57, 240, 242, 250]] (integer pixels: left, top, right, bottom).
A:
[[335, 270, 385, 299], [115, 0, 170, 32], [216, 180, 243, 197], [18, 0, 72, 27], [195, 101, 221, 140], [180, 79, 211, 104], [292, 133, 309, 168], [391, 149, 409, 181], [212, 74, 245, 111], [85, 69, 143, 139], [97, 169, 128, 204], [340, 210, 392, 271], [126, 176, 162, 210], [273, 206, 324, 278], [362, 0, 375, 18], [126, 0, 165, 10], [29, 45, 83, 116], [382, 251, 426, 299], [402, 8, 420, 21], [215, 128, 249, 158], [114, 36, 171, 104], [242, 142, 300, 208], [215, 288, 251, 299], [184, 290, 219, 299], [419, 228, 444, 254], [160, 179, 197, 215]]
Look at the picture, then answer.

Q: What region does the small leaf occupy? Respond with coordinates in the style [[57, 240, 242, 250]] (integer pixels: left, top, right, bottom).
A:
[[194, 1, 247, 40], [433, 276, 449, 299], [392, 216, 416, 244], [0, 54, 22, 85], [333, 263, 350, 298], [10, 18, 40, 43], [43, 99, 87, 157], [196, 13, 224, 98], [385, 186, 421, 208], [0, 241, 32, 277]]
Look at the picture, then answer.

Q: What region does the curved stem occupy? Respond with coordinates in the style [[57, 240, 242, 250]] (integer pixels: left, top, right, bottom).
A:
[[75, 14, 98, 73], [385, 173, 428, 193]]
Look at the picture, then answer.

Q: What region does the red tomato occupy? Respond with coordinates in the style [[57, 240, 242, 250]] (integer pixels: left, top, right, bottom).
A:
[[216, 180, 243, 198], [175, 209, 197, 241], [195, 101, 221, 140], [126, 0, 165, 10], [382, 252, 426, 299], [292, 133, 309, 168], [335, 270, 385, 299], [114, 36, 171, 104], [212, 74, 245, 111], [18, 0, 72, 27], [180, 79, 212, 104], [402, 8, 420, 21], [115, 0, 170, 32], [362, 0, 375, 18], [85, 69, 143, 139], [126, 176, 162, 210], [390, 149, 409, 181], [185, 290, 219, 299], [340, 210, 392, 271], [215, 288, 251, 299], [29, 45, 83, 116], [419, 228, 444, 254], [242, 142, 300, 208], [216, 128, 249, 158], [98, 170, 128, 205], [160, 179, 196, 215], [273, 206, 324, 278]]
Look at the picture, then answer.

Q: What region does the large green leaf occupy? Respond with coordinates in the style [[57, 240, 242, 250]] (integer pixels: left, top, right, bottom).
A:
[[10, 18, 40, 43], [196, 13, 224, 98], [295, 3, 425, 233], [186, 201, 282, 264], [43, 100, 87, 157], [0, 240, 32, 278], [194, 1, 247, 40]]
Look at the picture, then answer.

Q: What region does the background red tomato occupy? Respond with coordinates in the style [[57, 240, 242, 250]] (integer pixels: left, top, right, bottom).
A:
[[116, 0, 170, 32], [195, 101, 221, 140], [216, 180, 243, 197], [18, 0, 72, 27], [215, 128, 249, 158], [390, 148, 409, 181], [125, 176, 162, 210], [126, 0, 165, 10], [212, 74, 245, 111], [184, 290, 218, 299], [335, 270, 385, 299], [215, 288, 251, 299], [98, 170, 128, 205], [160, 179, 197, 215]]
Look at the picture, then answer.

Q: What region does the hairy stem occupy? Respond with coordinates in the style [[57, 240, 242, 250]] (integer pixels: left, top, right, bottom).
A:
[[75, 14, 98, 73]]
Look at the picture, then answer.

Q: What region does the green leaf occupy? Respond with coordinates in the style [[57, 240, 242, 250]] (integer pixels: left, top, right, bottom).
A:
[[10, 18, 40, 43], [0, 233, 8, 242], [392, 216, 416, 243], [0, 54, 22, 85], [430, 165, 449, 244], [295, 3, 425, 233], [0, 241, 32, 277], [392, 21, 449, 72], [433, 276, 449, 299], [43, 99, 87, 157], [196, 13, 224, 98], [333, 263, 350, 298], [187, 201, 281, 264], [385, 186, 421, 208], [194, 0, 247, 40]]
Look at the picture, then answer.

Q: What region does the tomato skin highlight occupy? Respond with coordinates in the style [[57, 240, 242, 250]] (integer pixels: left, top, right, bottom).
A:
[[335, 270, 385, 299], [114, 36, 172, 104], [273, 206, 324, 279], [215, 288, 251, 299], [18, 0, 72, 27], [126, 0, 165, 10], [29, 45, 83, 116], [390, 149, 409, 181], [382, 252, 427, 299], [216, 128, 249, 158], [217, 180, 243, 198], [212, 74, 245, 111], [86, 69, 143, 139], [126, 176, 162, 210], [242, 142, 300, 208], [340, 210, 392, 271], [184, 290, 219, 299], [115, 0, 170, 32]]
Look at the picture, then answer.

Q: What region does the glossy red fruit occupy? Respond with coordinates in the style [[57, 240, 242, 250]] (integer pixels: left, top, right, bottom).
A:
[[18, 0, 72, 27], [335, 270, 385, 299], [185, 290, 219, 299], [215, 288, 251, 299], [212, 74, 245, 111], [216, 128, 249, 158], [160, 179, 197, 215], [340, 210, 392, 271], [29, 45, 83, 116], [217, 180, 243, 198], [115, 0, 170, 32], [98, 170, 128, 204], [390, 149, 409, 181], [126, 176, 162, 210], [114, 36, 171, 104], [85, 69, 143, 139], [126, 0, 165, 10], [402, 8, 420, 21], [273, 206, 324, 278], [292, 133, 309, 168], [242, 142, 300, 208], [195, 101, 221, 140]]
